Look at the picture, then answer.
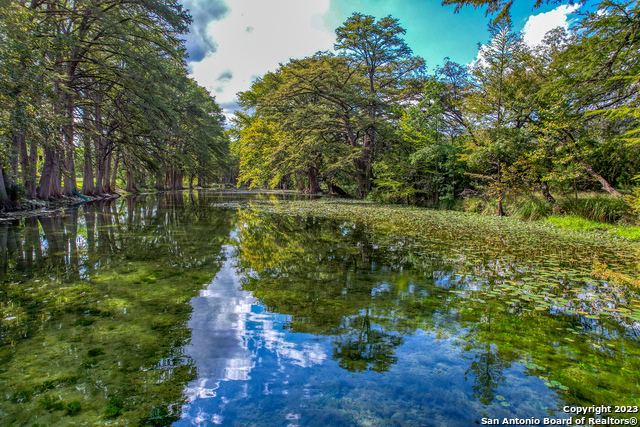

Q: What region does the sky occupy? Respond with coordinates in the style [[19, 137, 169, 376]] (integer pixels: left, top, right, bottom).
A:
[[183, 0, 584, 118]]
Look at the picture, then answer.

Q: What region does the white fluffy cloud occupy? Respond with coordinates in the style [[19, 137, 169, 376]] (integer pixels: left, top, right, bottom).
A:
[[522, 4, 581, 47], [187, 0, 334, 118]]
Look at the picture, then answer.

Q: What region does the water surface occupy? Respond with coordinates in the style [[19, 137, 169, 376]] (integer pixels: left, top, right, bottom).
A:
[[1, 192, 639, 426]]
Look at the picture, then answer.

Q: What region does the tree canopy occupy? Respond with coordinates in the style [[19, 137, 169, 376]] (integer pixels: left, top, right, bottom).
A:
[[232, 4, 639, 217], [0, 0, 229, 210]]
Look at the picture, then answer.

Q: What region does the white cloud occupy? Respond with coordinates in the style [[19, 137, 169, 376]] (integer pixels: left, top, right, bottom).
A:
[[522, 4, 580, 47], [188, 0, 334, 119]]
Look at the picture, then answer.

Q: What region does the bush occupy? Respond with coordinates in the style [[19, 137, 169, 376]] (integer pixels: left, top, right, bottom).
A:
[[458, 196, 489, 214], [558, 194, 632, 223], [104, 396, 123, 418], [625, 187, 640, 219], [40, 394, 64, 410], [508, 197, 552, 221]]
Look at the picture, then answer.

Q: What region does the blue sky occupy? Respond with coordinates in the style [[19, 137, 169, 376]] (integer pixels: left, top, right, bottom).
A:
[[184, 0, 583, 117]]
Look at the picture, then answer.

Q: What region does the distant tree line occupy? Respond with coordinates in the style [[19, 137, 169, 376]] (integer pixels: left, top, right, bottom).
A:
[[0, 0, 229, 211], [232, 0, 640, 215]]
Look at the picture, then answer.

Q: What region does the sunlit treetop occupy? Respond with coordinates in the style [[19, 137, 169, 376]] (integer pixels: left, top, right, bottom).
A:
[[441, 0, 584, 23]]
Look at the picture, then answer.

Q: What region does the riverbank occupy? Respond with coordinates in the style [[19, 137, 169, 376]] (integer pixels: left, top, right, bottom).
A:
[[454, 193, 640, 241], [0, 187, 301, 221], [0, 193, 120, 221], [248, 197, 640, 247]]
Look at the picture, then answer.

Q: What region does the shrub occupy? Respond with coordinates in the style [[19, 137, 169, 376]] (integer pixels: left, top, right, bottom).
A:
[[558, 194, 632, 223], [104, 396, 123, 418], [66, 400, 82, 415], [625, 187, 640, 219], [40, 394, 64, 410], [508, 197, 552, 221]]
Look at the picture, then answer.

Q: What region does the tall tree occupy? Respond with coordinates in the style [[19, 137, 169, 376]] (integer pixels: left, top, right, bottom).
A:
[[462, 22, 534, 215], [335, 13, 425, 198]]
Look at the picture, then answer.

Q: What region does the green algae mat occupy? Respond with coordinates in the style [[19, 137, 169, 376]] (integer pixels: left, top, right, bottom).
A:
[[1, 192, 639, 426]]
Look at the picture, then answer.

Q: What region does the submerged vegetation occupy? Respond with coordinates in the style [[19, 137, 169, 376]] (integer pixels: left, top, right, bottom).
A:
[[0, 192, 233, 425]]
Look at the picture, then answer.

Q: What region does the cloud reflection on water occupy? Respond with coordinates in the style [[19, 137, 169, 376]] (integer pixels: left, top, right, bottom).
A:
[[180, 245, 326, 424]]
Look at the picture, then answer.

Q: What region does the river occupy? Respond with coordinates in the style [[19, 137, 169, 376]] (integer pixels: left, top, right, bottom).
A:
[[1, 191, 639, 426]]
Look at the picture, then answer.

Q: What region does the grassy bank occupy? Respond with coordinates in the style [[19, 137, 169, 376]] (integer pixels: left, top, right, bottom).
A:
[[455, 193, 640, 242], [545, 215, 640, 241]]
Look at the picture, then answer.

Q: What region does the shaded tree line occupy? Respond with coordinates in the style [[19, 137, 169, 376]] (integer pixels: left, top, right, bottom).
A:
[[0, 0, 229, 211], [233, 1, 639, 215]]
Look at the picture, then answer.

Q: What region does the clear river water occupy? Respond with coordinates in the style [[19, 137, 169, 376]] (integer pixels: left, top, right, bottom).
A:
[[1, 191, 639, 426]]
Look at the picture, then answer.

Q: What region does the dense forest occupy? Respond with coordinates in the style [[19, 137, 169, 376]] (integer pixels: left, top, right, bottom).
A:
[[0, 0, 229, 211], [232, 0, 640, 218]]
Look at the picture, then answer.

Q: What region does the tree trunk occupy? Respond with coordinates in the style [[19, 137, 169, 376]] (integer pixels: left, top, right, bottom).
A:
[[28, 142, 37, 199], [0, 168, 16, 211], [540, 181, 555, 204], [126, 168, 138, 193], [62, 94, 78, 197], [38, 146, 55, 200], [38, 146, 62, 200], [139, 169, 147, 188], [354, 159, 367, 199], [306, 167, 321, 194], [93, 102, 106, 197], [81, 113, 95, 195], [170, 169, 183, 190], [296, 172, 306, 192], [496, 157, 505, 216], [51, 147, 63, 198], [155, 172, 165, 190], [9, 146, 19, 187], [103, 151, 112, 193], [580, 161, 622, 197], [110, 151, 119, 192], [327, 182, 350, 198], [18, 134, 37, 199], [94, 150, 105, 197]]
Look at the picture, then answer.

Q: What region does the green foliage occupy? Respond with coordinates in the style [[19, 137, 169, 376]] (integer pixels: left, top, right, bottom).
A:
[[66, 400, 81, 415], [227, 4, 639, 214], [40, 395, 64, 411], [441, 0, 561, 23], [626, 187, 640, 218], [546, 215, 640, 241], [234, 14, 424, 198], [0, 0, 228, 206], [557, 194, 632, 223], [6, 183, 26, 202], [507, 197, 552, 221]]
